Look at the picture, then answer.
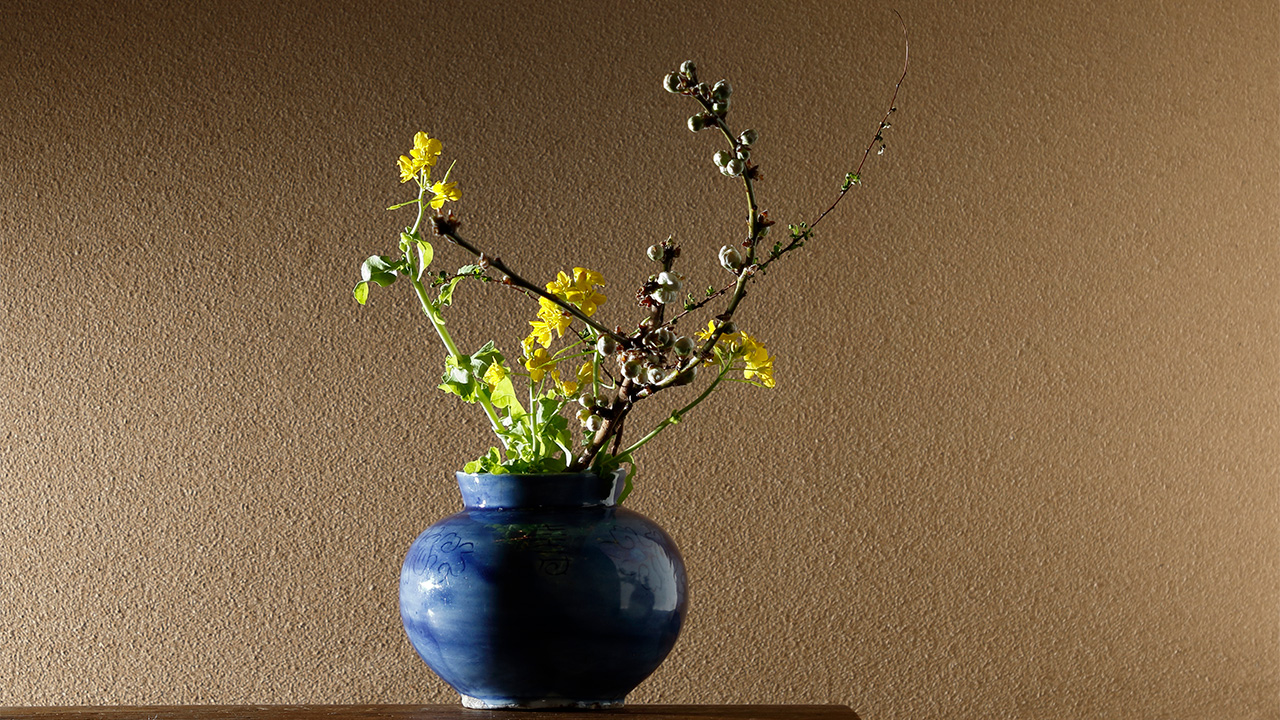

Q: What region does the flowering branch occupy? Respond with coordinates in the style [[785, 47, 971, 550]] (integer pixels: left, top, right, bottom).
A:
[[430, 216, 630, 346]]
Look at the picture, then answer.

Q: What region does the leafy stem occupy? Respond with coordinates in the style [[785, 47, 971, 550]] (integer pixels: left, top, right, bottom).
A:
[[409, 274, 508, 448]]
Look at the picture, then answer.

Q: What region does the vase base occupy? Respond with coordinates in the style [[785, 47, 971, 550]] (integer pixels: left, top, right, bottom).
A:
[[460, 694, 625, 710]]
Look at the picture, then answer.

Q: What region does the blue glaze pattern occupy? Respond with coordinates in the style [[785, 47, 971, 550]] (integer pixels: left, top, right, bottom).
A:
[[399, 471, 688, 709]]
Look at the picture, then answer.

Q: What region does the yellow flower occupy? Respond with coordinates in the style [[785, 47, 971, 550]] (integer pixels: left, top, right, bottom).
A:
[[482, 361, 507, 390], [546, 267, 607, 316], [398, 132, 444, 183], [740, 334, 776, 388], [429, 180, 460, 209], [555, 360, 596, 397], [696, 320, 775, 387], [697, 320, 743, 352], [524, 297, 573, 350], [524, 347, 558, 383], [537, 297, 573, 333]]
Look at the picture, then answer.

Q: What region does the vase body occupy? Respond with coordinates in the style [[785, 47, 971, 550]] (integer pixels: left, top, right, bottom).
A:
[[399, 470, 688, 709]]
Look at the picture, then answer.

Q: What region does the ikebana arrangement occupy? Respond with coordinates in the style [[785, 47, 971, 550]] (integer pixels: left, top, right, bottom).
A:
[[355, 58, 906, 502], [358, 39, 907, 710]]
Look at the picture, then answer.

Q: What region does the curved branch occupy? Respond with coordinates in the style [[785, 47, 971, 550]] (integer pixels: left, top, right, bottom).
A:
[[431, 218, 630, 346]]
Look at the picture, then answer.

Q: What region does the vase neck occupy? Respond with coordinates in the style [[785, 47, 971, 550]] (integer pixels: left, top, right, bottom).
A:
[[455, 471, 624, 510]]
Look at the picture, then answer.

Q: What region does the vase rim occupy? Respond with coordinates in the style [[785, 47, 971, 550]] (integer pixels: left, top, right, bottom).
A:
[[455, 468, 627, 509]]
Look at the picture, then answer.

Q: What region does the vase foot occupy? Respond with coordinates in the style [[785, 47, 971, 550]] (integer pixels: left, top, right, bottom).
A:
[[460, 694, 625, 710]]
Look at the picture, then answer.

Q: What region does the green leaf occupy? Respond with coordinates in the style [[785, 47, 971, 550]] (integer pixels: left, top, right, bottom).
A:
[[353, 281, 369, 305], [362, 255, 400, 287], [593, 452, 636, 505], [463, 446, 509, 474], [486, 362, 526, 417], [416, 240, 434, 280], [438, 275, 464, 307], [438, 354, 477, 402], [617, 463, 635, 504]]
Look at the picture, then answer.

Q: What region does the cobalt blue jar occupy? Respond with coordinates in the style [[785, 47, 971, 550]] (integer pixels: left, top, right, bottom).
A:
[[399, 470, 688, 709]]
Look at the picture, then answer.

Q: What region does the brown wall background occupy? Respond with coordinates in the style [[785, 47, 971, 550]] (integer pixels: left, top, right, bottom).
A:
[[2, 1, 1277, 717]]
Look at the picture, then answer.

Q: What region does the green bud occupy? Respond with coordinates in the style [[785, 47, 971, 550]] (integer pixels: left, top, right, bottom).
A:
[[724, 158, 744, 176], [711, 100, 729, 115], [647, 244, 663, 261], [680, 60, 697, 79], [712, 80, 732, 100], [687, 114, 706, 132], [663, 72, 681, 93], [713, 150, 730, 167], [739, 129, 758, 146], [673, 336, 695, 356]]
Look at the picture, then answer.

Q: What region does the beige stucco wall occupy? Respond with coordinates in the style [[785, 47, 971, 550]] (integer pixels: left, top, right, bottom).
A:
[[2, 1, 1276, 717]]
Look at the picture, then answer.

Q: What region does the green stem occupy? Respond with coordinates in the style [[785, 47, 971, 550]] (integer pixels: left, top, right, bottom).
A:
[[410, 274, 508, 449], [621, 362, 731, 457]]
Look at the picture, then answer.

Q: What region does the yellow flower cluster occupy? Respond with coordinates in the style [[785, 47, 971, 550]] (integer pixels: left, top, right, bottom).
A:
[[397, 132, 461, 209], [546, 268, 607, 317], [697, 320, 776, 388], [517, 268, 608, 397], [520, 268, 607, 356], [398, 132, 442, 182], [522, 348, 593, 397], [524, 297, 574, 353]]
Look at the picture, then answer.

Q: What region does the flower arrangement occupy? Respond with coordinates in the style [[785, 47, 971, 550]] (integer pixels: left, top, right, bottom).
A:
[[354, 50, 907, 501]]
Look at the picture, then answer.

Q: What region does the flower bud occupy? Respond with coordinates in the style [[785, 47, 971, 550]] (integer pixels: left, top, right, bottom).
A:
[[711, 100, 729, 115], [680, 60, 697, 79], [646, 367, 668, 385], [673, 336, 695, 356], [720, 321, 736, 334], [656, 271, 682, 291], [585, 414, 604, 432], [663, 72, 681, 93], [724, 158, 744, 176], [622, 360, 642, 380], [736, 148, 750, 161], [578, 392, 596, 408], [739, 129, 758, 146], [719, 245, 743, 271], [596, 335, 617, 356], [647, 244, 662, 261], [696, 82, 709, 97], [712, 80, 732, 100], [649, 327, 674, 349], [671, 363, 698, 386], [687, 114, 706, 133], [713, 150, 730, 167], [650, 287, 680, 305]]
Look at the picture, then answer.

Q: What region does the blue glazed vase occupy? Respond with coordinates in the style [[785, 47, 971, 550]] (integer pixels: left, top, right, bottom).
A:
[[399, 470, 688, 709]]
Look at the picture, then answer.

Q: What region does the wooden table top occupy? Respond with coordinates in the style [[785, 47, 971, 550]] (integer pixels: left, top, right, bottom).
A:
[[0, 706, 859, 720]]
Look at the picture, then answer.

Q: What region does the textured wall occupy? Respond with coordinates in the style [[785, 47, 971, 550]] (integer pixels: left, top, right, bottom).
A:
[[1, 1, 1276, 717]]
